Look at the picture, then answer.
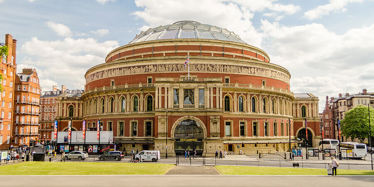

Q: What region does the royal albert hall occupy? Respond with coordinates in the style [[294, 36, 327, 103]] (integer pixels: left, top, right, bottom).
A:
[[72, 21, 321, 156]]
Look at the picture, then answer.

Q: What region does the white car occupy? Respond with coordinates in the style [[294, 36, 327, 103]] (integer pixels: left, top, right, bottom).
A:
[[65, 151, 89, 160]]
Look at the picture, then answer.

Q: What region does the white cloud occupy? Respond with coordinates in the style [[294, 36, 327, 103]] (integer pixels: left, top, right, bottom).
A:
[[91, 29, 109, 37], [46, 21, 72, 37], [260, 20, 374, 110], [20, 37, 119, 90], [304, 0, 363, 20], [133, 0, 299, 47], [96, 0, 115, 4]]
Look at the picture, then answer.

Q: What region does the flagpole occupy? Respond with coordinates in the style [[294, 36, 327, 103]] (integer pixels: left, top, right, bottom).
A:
[[187, 54, 190, 79]]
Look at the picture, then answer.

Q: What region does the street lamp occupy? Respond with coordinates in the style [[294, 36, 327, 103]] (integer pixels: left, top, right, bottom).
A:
[[320, 118, 324, 160], [368, 104, 373, 170], [304, 118, 308, 160]]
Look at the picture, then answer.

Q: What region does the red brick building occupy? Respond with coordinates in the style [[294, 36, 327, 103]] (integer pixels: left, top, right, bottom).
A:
[[54, 21, 320, 156], [13, 68, 41, 146], [0, 34, 17, 150]]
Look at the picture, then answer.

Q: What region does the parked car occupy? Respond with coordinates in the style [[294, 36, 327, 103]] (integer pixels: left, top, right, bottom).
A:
[[65, 151, 88, 160], [99, 151, 123, 161], [134, 150, 160, 162]]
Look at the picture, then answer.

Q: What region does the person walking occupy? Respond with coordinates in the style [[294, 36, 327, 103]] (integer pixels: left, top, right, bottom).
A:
[[215, 151, 218, 158], [184, 150, 188, 159], [219, 151, 223, 159], [331, 156, 339, 176]]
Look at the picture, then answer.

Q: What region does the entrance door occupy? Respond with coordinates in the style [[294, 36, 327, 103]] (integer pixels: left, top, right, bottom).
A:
[[297, 128, 313, 147], [174, 119, 204, 155]]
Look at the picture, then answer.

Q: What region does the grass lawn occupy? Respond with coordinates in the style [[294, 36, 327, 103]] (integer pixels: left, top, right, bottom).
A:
[[0, 162, 174, 175], [216, 165, 374, 175]]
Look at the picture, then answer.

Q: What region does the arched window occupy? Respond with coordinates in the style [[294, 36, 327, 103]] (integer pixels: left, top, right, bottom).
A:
[[238, 96, 244, 112], [263, 98, 267, 113], [121, 97, 126, 112], [224, 96, 230, 112], [133, 96, 138, 112], [301, 106, 307, 118], [68, 105, 74, 117], [101, 98, 105, 113], [110, 97, 114, 113], [146, 95, 153, 112], [252, 97, 256, 113]]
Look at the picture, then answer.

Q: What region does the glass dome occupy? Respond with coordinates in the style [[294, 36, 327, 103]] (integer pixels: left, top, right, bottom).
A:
[[130, 21, 246, 44]]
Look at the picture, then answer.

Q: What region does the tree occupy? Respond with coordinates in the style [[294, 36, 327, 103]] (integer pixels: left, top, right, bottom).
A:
[[341, 105, 374, 142]]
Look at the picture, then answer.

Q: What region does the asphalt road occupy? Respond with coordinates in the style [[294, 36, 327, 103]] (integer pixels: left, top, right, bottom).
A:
[[0, 175, 373, 187]]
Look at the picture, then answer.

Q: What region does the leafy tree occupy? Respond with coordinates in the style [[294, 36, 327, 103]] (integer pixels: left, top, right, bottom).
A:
[[341, 105, 374, 142]]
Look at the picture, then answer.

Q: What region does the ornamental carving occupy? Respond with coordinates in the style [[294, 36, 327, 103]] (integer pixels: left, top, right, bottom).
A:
[[87, 63, 289, 83]]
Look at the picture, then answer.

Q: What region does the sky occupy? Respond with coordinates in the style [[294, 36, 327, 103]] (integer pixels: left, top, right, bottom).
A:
[[1, 0, 374, 112]]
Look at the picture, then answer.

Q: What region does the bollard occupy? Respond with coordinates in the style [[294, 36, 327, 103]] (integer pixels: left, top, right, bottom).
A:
[[49, 157, 52, 162]]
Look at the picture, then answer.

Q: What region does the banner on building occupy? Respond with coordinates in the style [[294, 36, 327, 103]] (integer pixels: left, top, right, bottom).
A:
[[305, 119, 308, 141], [54, 120, 58, 140], [82, 120, 86, 140], [97, 120, 100, 140], [68, 121, 72, 142]]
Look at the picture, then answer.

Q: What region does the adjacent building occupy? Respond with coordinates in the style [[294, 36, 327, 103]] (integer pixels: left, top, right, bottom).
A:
[[0, 34, 17, 150], [52, 21, 321, 156], [13, 68, 41, 146]]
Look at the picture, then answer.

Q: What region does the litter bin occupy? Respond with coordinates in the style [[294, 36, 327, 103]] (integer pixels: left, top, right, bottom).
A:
[[32, 153, 45, 161], [26, 155, 30, 161]]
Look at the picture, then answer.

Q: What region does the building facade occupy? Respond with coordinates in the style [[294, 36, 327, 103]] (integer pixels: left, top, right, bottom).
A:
[[39, 85, 64, 144], [323, 89, 374, 142], [0, 34, 17, 150], [13, 68, 41, 146], [53, 21, 321, 156]]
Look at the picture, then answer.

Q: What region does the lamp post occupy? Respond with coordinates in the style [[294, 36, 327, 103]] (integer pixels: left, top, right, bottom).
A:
[[368, 104, 373, 170], [320, 118, 324, 160], [165, 110, 168, 159], [288, 118, 291, 152], [304, 118, 308, 160]]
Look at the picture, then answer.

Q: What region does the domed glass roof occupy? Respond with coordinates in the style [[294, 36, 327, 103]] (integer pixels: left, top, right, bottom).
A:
[[130, 21, 246, 44]]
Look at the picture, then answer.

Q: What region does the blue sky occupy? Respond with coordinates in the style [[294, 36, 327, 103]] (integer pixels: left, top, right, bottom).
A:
[[1, 0, 374, 111]]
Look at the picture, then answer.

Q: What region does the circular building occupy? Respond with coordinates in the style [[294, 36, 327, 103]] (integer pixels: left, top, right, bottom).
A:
[[82, 21, 296, 156]]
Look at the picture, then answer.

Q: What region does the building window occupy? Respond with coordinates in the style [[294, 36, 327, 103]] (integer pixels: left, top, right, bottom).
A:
[[272, 99, 275, 114], [301, 106, 307, 118], [252, 122, 258, 136], [110, 97, 114, 113], [145, 121, 152, 137], [264, 122, 269, 136], [199, 88, 204, 107], [224, 96, 230, 111], [68, 105, 74, 117], [225, 121, 231, 137], [133, 96, 138, 112], [107, 121, 113, 131], [183, 89, 194, 105], [119, 122, 124, 136], [111, 80, 115, 87], [121, 97, 126, 112], [224, 77, 230, 83], [240, 121, 245, 136], [147, 77, 152, 84], [173, 89, 179, 107], [273, 122, 277, 136], [238, 96, 244, 112], [131, 121, 137, 136], [263, 98, 267, 113], [281, 123, 284, 136], [146, 95, 153, 112], [252, 97, 256, 113], [101, 98, 105, 113]]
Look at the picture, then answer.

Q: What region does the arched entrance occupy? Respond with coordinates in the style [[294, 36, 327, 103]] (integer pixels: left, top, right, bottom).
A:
[[174, 119, 204, 155], [297, 128, 313, 147]]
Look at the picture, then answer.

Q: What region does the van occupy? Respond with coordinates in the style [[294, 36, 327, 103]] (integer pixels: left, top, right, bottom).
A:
[[134, 150, 160, 162]]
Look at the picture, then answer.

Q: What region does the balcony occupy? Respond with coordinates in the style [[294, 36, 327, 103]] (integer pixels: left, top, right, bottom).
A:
[[15, 101, 40, 106], [15, 111, 40, 116], [15, 122, 40, 126], [15, 133, 40, 136]]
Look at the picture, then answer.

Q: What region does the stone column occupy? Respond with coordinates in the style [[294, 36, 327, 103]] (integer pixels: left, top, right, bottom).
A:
[[206, 87, 210, 109], [179, 88, 183, 109], [210, 87, 213, 109], [155, 87, 159, 109]]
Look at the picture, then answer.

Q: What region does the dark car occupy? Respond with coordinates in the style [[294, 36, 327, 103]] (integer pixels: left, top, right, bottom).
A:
[[98, 151, 123, 161]]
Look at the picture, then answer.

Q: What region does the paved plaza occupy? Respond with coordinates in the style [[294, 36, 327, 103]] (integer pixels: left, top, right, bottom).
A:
[[1, 175, 373, 187]]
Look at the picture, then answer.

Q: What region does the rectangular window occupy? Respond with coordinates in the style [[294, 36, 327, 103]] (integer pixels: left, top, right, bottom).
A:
[[0, 124, 3, 130], [0, 136, 2, 145], [199, 88, 204, 107], [240, 121, 245, 136], [286, 122, 289, 136], [119, 122, 124, 136], [183, 89, 194, 106], [8, 112, 11, 119], [131, 121, 137, 136], [253, 122, 258, 136], [107, 121, 113, 131], [264, 122, 268, 136], [110, 80, 115, 86], [273, 122, 277, 136], [281, 123, 284, 136], [147, 77, 152, 84], [173, 89, 179, 107], [224, 77, 230, 83], [225, 121, 231, 136], [145, 121, 152, 136], [7, 136, 10, 144]]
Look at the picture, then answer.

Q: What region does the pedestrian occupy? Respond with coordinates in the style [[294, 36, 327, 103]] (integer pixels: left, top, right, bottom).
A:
[[331, 156, 339, 176], [184, 150, 188, 159], [187, 150, 190, 158], [215, 151, 218, 158], [219, 151, 222, 159], [194, 150, 197, 158]]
